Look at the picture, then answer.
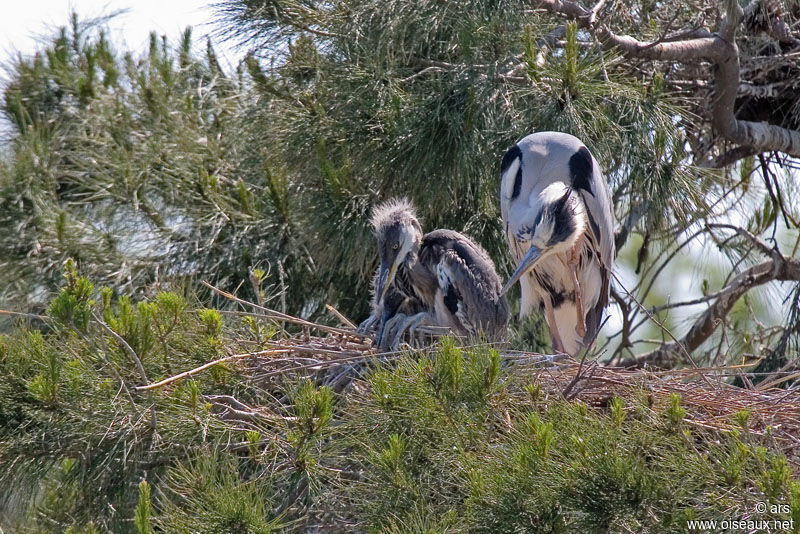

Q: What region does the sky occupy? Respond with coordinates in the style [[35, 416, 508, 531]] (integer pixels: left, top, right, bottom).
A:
[[0, 1, 238, 70]]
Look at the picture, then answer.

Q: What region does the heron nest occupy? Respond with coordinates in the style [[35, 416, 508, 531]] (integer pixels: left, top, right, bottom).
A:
[[135, 284, 800, 470]]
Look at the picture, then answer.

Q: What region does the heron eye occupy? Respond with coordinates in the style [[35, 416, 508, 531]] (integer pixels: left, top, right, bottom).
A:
[[393, 243, 399, 250]]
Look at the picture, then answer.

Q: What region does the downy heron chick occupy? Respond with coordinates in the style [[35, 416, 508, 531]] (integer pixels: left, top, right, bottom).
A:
[[500, 132, 615, 356], [359, 198, 509, 349]]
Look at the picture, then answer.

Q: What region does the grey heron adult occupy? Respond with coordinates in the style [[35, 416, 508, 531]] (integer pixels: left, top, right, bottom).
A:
[[359, 198, 509, 349], [499, 132, 615, 356]]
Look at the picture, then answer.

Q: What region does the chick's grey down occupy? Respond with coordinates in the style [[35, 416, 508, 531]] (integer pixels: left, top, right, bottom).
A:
[[359, 198, 509, 349]]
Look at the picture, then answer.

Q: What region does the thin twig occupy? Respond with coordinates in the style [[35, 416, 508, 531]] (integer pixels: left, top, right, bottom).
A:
[[201, 280, 369, 339], [92, 312, 149, 384], [0, 309, 49, 320], [325, 304, 357, 329], [612, 274, 715, 387], [135, 348, 291, 391]]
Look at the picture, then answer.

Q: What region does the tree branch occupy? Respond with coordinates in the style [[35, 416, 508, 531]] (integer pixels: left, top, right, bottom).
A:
[[135, 348, 291, 391], [620, 251, 800, 368], [699, 145, 761, 168], [743, 0, 800, 47], [530, 0, 800, 157], [92, 312, 149, 384]]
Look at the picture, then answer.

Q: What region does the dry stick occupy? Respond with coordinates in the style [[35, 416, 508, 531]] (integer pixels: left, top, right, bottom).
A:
[[201, 280, 369, 339], [561, 355, 594, 400], [563, 313, 615, 398], [278, 262, 287, 335], [0, 309, 49, 320], [325, 304, 357, 329], [756, 369, 800, 391], [610, 273, 717, 389], [135, 348, 291, 391]]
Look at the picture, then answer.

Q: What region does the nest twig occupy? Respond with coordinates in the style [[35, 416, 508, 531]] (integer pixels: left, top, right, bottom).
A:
[[523, 363, 800, 468], [137, 283, 800, 466]]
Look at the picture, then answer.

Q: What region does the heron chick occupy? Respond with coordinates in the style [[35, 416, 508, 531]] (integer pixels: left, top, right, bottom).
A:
[[359, 198, 509, 350], [500, 132, 615, 356]]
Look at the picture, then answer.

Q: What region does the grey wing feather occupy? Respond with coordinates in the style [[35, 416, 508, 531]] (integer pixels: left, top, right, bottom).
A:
[[437, 248, 509, 339], [580, 156, 616, 270], [580, 157, 615, 345]]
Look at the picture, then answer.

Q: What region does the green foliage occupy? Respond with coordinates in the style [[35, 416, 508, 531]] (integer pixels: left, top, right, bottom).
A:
[[0, 15, 307, 322], [156, 451, 283, 534], [345, 351, 797, 533], [198, 308, 224, 338], [47, 259, 94, 332], [664, 393, 686, 430], [0, 273, 796, 531], [292, 380, 333, 439], [761, 455, 793, 502], [134, 480, 154, 534], [791, 480, 800, 531], [609, 396, 627, 426], [24, 331, 63, 405], [718, 438, 750, 487], [0, 272, 263, 531], [516, 412, 555, 461], [429, 336, 501, 411], [734, 408, 752, 430]]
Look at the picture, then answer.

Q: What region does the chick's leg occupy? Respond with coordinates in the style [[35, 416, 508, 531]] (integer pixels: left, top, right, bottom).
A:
[[390, 312, 431, 350]]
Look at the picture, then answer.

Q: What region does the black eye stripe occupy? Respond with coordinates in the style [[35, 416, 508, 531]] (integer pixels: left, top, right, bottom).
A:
[[512, 164, 522, 200], [500, 144, 523, 200], [569, 146, 594, 197], [500, 144, 521, 174]]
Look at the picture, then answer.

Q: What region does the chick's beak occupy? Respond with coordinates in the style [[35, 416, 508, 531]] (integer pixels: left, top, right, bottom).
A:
[[376, 260, 399, 306]]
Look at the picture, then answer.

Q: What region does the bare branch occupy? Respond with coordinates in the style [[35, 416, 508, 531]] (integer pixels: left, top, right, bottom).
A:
[[621, 253, 800, 368], [325, 303, 357, 329], [699, 145, 761, 168], [706, 223, 779, 259], [530, 0, 800, 157], [400, 66, 445, 83], [587, 0, 607, 28], [0, 309, 49, 321]]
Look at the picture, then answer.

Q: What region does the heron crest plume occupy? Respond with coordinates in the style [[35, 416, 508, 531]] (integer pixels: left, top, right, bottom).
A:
[[370, 197, 419, 232]]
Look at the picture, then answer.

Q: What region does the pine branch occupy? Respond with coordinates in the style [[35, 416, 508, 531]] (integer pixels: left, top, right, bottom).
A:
[[92, 311, 150, 384], [531, 0, 800, 158]]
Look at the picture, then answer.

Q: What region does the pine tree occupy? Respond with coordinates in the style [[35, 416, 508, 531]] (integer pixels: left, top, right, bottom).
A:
[[214, 0, 800, 365]]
